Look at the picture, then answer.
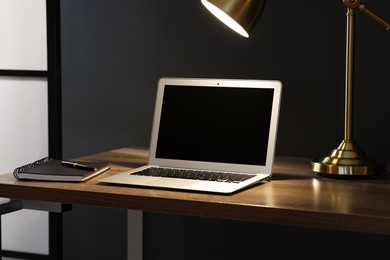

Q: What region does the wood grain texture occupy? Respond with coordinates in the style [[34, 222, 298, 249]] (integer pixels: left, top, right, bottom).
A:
[[0, 147, 389, 235]]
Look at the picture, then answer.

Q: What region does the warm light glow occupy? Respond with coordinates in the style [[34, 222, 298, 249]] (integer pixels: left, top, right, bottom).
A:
[[201, 0, 249, 38]]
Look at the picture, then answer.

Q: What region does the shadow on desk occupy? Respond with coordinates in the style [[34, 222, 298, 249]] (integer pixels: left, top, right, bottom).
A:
[[270, 172, 309, 181]]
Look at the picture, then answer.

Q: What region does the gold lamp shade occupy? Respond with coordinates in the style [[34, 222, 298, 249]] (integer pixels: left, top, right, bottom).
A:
[[201, 0, 266, 37]]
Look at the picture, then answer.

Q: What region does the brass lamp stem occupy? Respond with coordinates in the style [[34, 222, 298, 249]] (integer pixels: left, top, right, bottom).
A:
[[311, 1, 388, 177], [345, 7, 354, 142]]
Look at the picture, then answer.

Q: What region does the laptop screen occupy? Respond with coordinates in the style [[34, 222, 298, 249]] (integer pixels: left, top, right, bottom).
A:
[[155, 85, 274, 166]]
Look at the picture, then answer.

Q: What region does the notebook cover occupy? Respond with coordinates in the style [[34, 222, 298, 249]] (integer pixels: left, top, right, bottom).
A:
[[14, 159, 110, 182]]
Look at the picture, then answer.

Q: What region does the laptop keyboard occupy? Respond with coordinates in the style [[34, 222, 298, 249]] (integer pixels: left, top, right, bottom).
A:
[[132, 167, 256, 183]]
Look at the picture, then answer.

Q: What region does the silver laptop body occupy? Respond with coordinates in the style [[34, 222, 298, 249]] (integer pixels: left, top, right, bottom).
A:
[[99, 77, 282, 193]]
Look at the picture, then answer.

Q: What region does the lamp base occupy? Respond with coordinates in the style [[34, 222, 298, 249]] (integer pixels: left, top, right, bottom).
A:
[[312, 140, 388, 178]]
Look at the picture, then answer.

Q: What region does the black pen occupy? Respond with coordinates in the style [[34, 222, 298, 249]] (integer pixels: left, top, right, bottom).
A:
[[62, 161, 96, 171]]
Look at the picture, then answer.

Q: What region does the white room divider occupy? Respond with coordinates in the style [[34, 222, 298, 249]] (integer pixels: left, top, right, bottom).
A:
[[0, 0, 62, 258]]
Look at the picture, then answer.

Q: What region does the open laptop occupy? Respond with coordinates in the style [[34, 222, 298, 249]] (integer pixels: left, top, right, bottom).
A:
[[99, 77, 282, 193]]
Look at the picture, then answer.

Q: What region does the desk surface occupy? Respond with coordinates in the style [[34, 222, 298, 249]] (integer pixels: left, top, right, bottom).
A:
[[0, 147, 389, 235]]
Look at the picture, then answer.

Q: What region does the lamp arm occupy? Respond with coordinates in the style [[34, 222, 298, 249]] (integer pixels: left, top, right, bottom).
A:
[[343, 0, 389, 30], [358, 4, 390, 30]]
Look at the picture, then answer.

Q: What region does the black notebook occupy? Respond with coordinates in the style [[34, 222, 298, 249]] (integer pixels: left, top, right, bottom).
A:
[[13, 157, 110, 182]]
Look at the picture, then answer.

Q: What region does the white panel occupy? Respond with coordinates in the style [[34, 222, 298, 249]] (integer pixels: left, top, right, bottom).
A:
[[0, 0, 47, 70], [2, 210, 49, 254], [0, 77, 49, 172], [0, 77, 49, 254]]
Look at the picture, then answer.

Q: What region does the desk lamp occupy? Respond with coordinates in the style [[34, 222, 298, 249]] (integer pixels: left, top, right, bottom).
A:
[[200, 0, 389, 178]]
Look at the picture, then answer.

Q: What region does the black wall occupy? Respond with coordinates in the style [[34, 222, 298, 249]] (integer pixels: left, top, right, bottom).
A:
[[60, 1, 390, 259]]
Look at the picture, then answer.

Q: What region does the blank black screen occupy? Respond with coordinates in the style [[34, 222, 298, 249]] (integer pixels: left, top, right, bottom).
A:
[[155, 85, 274, 166]]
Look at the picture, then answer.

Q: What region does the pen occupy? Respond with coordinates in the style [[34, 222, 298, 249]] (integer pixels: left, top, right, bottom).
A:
[[62, 161, 96, 171]]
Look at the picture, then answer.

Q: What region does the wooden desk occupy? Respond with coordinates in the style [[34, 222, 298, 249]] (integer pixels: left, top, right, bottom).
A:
[[0, 147, 389, 236]]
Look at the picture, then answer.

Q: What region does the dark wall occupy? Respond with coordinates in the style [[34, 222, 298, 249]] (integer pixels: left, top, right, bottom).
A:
[[60, 1, 390, 259]]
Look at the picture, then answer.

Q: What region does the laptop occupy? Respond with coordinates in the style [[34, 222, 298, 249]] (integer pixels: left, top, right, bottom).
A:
[[99, 77, 282, 193]]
